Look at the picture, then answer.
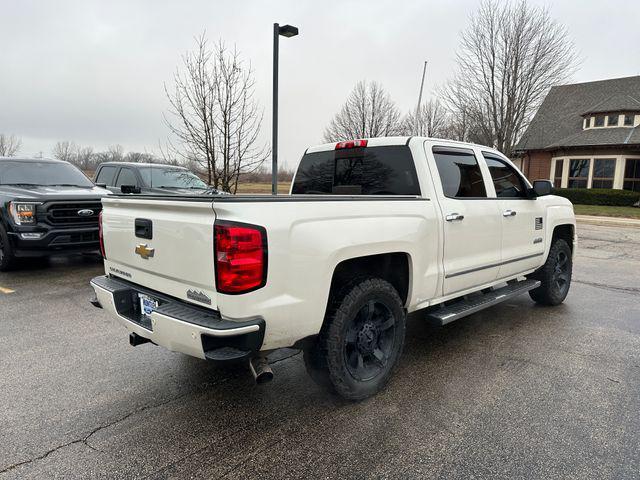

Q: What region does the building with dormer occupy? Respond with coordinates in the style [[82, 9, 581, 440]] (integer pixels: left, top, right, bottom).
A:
[[515, 76, 640, 191]]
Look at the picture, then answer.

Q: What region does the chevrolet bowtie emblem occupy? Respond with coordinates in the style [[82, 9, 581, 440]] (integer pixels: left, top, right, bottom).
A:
[[135, 244, 155, 260]]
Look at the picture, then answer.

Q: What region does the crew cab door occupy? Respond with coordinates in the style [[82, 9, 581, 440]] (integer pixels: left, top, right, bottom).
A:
[[428, 145, 503, 296], [482, 152, 545, 277]]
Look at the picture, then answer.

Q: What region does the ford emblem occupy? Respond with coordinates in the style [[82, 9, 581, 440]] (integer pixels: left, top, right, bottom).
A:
[[77, 209, 94, 217]]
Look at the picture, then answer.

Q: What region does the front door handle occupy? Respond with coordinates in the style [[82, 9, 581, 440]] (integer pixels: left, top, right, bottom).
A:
[[445, 213, 464, 222], [503, 210, 517, 217]]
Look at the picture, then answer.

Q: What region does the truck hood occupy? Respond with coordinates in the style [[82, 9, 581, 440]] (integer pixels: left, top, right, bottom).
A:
[[0, 185, 110, 201]]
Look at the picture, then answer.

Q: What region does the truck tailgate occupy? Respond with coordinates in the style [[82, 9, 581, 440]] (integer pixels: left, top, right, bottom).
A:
[[101, 197, 218, 308]]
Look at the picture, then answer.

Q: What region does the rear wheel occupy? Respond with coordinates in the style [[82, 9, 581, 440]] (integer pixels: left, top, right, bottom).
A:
[[0, 225, 17, 272], [528, 238, 572, 306], [304, 278, 406, 400]]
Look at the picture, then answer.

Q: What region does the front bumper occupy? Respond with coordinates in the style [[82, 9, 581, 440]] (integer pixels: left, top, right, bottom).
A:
[[90, 275, 265, 362], [8, 227, 99, 257]]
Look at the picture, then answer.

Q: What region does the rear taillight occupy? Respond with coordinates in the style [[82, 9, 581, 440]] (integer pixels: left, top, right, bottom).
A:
[[98, 211, 106, 259], [335, 139, 368, 149], [214, 221, 267, 294]]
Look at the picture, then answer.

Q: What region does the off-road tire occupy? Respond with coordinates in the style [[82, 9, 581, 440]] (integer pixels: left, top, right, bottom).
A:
[[528, 238, 572, 306], [304, 277, 406, 401], [0, 224, 16, 272]]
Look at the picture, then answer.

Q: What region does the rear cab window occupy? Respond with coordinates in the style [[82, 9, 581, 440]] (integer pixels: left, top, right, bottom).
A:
[[291, 145, 421, 195], [432, 146, 487, 198]]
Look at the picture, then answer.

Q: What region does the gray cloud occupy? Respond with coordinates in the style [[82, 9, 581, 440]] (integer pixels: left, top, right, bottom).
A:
[[1, 0, 639, 166]]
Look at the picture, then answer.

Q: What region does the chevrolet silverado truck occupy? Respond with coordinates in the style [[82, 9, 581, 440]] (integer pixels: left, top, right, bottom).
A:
[[90, 137, 575, 400], [0, 157, 109, 270]]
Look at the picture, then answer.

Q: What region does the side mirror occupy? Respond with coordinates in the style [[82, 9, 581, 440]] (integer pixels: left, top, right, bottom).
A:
[[531, 180, 552, 197], [120, 184, 141, 194]]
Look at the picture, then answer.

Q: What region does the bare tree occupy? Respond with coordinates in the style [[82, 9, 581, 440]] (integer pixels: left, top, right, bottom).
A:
[[107, 144, 125, 162], [0, 134, 22, 157], [52, 141, 77, 163], [443, 0, 578, 156], [323, 81, 403, 142], [75, 146, 95, 170], [124, 151, 157, 163], [403, 98, 449, 137], [164, 34, 268, 193]]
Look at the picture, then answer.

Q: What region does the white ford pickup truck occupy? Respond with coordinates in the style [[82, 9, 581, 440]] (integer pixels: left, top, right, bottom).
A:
[[90, 136, 575, 400]]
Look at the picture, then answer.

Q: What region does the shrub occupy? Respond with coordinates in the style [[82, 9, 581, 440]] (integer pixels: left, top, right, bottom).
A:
[[552, 188, 640, 206]]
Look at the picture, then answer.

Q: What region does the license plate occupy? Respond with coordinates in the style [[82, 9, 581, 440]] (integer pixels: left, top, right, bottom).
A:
[[139, 293, 158, 318]]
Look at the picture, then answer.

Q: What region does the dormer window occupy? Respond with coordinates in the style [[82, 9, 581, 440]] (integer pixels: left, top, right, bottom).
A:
[[583, 112, 636, 129]]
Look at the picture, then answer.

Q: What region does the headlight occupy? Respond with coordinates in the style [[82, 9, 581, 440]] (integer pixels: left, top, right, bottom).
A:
[[9, 202, 37, 225]]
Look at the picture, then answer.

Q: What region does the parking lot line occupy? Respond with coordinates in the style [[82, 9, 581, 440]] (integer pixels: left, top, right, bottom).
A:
[[0, 286, 15, 294]]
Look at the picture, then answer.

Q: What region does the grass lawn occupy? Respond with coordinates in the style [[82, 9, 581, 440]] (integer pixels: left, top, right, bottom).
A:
[[236, 182, 291, 194], [573, 204, 640, 219]]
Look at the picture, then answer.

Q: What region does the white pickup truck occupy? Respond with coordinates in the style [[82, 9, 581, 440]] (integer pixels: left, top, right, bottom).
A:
[[90, 136, 575, 400]]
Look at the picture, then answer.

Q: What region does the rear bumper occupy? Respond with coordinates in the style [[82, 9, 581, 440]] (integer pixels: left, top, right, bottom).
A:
[[8, 227, 99, 257], [90, 275, 265, 362]]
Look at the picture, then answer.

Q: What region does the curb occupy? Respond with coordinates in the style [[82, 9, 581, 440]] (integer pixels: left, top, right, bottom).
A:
[[576, 215, 640, 229]]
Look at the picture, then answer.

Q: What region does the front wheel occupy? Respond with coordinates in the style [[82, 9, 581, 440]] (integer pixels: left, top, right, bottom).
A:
[[528, 238, 572, 306], [305, 278, 406, 400]]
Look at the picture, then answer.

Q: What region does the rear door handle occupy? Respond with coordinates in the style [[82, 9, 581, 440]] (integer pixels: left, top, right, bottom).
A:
[[503, 210, 517, 217], [445, 213, 464, 222]]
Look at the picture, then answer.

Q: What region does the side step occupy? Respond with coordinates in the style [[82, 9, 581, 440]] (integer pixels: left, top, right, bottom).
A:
[[425, 279, 541, 326]]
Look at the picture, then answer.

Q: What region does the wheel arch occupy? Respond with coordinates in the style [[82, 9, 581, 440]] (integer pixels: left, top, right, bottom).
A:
[[326, 252, 412, 309], [551, 223, 575, 252]]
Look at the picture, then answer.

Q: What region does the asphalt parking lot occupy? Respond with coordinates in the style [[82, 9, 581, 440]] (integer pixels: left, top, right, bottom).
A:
[[1, 223, 639, 479]]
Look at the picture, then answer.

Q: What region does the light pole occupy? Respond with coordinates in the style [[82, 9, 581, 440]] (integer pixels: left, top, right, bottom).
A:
[[272, 23, 299, 195]]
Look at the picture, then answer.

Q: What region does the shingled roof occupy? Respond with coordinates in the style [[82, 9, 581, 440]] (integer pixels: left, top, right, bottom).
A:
[[516, 75, 640, 152]]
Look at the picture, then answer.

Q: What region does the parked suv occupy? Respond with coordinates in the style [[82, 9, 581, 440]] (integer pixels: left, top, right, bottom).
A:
[[0, 157, 109, 270], [94, 162, 224, 195]]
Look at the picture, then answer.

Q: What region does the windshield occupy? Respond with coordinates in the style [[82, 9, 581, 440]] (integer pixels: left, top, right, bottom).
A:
[[139, 168, 207, 189], [0, 161, 94, 187]]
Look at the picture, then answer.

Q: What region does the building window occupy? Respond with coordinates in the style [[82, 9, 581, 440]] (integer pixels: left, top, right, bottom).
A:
[[607, 115, 619, 127], [554, 159, 564, 188], [594, 116, 605, 127], [624, 159, 640, 192], [592, 159, 616, 189], [568, 159, 590, 188], [583, 118, 590, 129], [624, 114, 635, 126]]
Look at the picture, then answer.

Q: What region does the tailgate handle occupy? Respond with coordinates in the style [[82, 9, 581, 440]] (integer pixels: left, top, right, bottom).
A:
[[135, 219, 153, 239]]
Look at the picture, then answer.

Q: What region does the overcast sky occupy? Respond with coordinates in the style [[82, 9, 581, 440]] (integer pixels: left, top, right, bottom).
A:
[[1, 0, 639, 168]]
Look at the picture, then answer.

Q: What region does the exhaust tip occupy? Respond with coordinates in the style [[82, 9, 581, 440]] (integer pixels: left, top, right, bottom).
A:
[[250, 356, 274, 384], [255, 369, 274, 384]]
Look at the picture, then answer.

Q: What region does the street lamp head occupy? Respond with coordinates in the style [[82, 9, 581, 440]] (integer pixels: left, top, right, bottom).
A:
[[278, 24, 299, 38]]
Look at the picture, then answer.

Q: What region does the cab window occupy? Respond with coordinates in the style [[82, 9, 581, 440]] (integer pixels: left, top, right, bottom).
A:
[[95, 165, 118, 186], [483, 154, 528, 198], [292, 145, 420, 195], [115, 168, 138, 187], [432, 147, 487, 198]]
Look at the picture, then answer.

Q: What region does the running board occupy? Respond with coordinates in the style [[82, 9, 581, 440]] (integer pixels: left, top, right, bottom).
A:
[[425, 279, 541, 326]]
